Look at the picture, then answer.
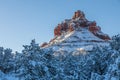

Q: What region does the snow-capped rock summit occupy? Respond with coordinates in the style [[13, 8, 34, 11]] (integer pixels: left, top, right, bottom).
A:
[[53, 10, 110, 40], [41, 10, 111, 52]]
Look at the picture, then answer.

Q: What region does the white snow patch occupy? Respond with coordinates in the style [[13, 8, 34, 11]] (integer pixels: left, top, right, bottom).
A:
[[0, 71, 18, 80], [77, 45, 94, 51]]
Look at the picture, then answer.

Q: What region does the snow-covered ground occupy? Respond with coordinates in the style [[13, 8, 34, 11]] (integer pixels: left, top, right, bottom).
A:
[[44, 28, 110, 55], [0, 71, 18, 80]]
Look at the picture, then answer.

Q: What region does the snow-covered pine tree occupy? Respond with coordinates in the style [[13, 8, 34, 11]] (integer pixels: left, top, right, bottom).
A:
[[0, 47, 4, 72], [3, 48, 14, 73], [15, 39, 56, 79], [110, 34, 120, 51]]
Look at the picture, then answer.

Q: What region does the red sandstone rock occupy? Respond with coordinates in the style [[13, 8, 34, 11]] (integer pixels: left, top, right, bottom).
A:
[[80, 21, 87, 27], [49, 37, 57, 43], [54, 29, 61, 36], [96, 34, 111, 40], [53, 10, 110, 40], [89, 21, 96, 27], [40, 42, 48, 47], [89, 26, 100, 33], [72, 10, 85, 19], [68, 25, 74, 32], [62, 23, 68, 31], [54, 22, 69, 36], [88, 25, 110, 40], [54, 25, 61, 36]]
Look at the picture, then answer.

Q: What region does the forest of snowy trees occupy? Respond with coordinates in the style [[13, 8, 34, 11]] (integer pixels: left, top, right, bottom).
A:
[[0, 34, 120, 80]]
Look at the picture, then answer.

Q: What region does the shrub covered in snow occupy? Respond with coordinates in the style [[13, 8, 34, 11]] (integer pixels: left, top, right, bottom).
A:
[[110, 34, 120, 51], [0, 37, 120, 80]]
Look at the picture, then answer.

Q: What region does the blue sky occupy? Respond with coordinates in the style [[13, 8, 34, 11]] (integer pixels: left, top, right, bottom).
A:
[[0, 0, 120, 52]]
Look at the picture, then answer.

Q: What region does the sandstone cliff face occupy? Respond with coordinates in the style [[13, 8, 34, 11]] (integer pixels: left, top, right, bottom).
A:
[[54, 10, 110, 40]]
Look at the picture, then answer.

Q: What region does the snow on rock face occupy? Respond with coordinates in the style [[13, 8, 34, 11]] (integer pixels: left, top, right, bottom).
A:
[[41, 10, 111, 52], [42, 28, 110, 53], [53, 10, 110, 40], [0, 71, 18, 80]]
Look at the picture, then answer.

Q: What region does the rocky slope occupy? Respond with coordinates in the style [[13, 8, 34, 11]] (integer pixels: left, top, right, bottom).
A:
[[41, 10, 111, 53]]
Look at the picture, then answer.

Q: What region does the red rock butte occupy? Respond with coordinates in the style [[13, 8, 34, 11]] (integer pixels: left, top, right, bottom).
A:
[[41, 10, 111, 47], [54, 10, 110, 40]]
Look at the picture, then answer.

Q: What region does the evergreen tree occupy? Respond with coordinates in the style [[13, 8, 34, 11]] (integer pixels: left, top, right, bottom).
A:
[[110, 34, 120, 51]]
